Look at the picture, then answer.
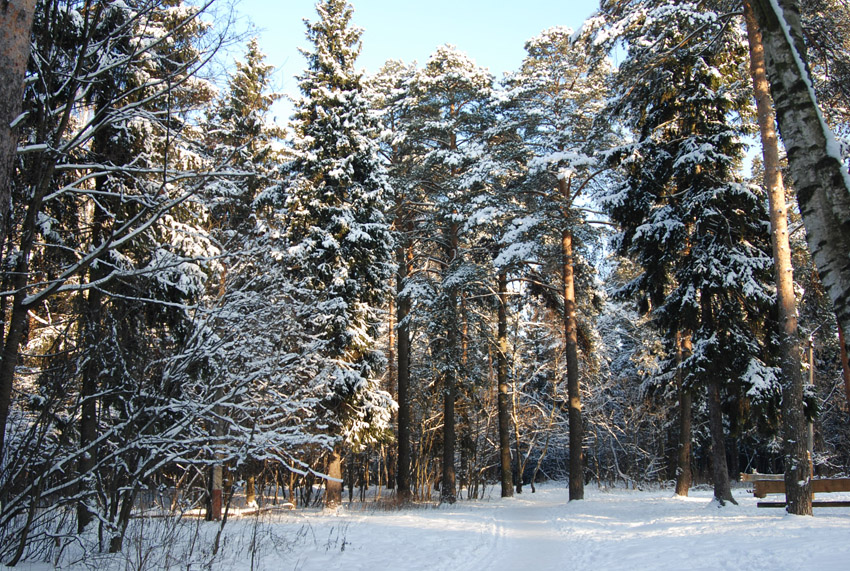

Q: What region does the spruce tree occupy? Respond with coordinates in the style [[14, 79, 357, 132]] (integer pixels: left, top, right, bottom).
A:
[[282, 0, 394, 506], [599, 0, 778, 505], [206, 38, 283, 235]]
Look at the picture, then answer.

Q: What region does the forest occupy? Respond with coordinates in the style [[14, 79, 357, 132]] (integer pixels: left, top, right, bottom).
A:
[[1, 0, 850, 565]]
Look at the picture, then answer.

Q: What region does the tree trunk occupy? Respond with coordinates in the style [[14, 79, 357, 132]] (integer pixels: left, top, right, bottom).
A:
[[208, 464, 223, 521], [325, 447, 343, 507], [744, 0, 812, 516], [561, 224, 584, 501], [246, 475, 256, 507], [751, 0, 850, 377], [440, 222, 459, 504], [497, 270, 513, 498], [395, 228, 412, 502], [707, 379, 736, 506], [674, 331, 693, 497], [839, 323, 850, 420], [77, 254, 105, 533], [441, 300, 458, 504], [0, 0, 37, 246]]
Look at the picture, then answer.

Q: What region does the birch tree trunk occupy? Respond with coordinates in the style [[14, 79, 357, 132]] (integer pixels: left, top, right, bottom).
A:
[[751, 0, 850, 378], [744, 0, 812, 516]]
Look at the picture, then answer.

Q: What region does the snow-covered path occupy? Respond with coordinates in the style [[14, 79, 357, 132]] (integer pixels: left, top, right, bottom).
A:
[[257, 484, 850, 571], [29, 483, 850, 570]]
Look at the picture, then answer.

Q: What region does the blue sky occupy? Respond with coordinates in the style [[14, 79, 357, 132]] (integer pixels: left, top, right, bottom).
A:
[[233, 0, 600, 122]]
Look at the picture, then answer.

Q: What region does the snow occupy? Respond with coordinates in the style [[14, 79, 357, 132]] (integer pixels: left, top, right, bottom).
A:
[[23, 483, 850, 570]]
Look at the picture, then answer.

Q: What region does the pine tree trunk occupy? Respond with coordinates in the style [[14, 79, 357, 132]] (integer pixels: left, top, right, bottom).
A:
[[0, 0, 36, 246], [441, 329, 457, 504], [497, 271, 513, 498], [77, 254, 105, 533], [441, 296, 458, 504], [674, 332, 693, 496], [561, 225, 584, 501], [744, 0, 812, 516], [750, 0, 850, 379], [395, 234, 412, 501], [440, 222, 459, 504]]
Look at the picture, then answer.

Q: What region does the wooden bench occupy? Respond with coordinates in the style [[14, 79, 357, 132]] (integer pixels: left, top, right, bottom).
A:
[[741, 473, 850, 508]]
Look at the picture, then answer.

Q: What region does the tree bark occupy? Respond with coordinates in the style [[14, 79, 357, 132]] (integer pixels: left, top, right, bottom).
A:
[[707, 379, 737, 506], [77, 221, 107, 532], [744, 0, 812, 516], [674, 331, 693, 497], [561, 224, 584, 501], [440, 222, 459, 504], [839, 323, 850, 420], [497, 270, 513, 498], [325, 448, 343, 507], [395, 229, 412, 502], [701, 292, 736, 506], [208, 464, 223, 520], [751, 0, 850, 381], [246, 475, 256, 507], [0, 0, 37, 245]]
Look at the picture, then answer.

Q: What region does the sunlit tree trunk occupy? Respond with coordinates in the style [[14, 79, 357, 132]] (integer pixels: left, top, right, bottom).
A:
[[325, 448, 343, 507], [497, 270, 513, 497], [558, 178, 583, 501], [246, 475, 256, 507], [0, 0, 36, 246], [745, 0, 812, 516]]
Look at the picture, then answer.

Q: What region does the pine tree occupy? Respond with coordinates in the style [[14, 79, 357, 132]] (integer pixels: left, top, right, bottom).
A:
[[502, 26, 611, 500], [403, 45, 496, 503], [744, 0, 812, 516], [366, 59, 418, 501]]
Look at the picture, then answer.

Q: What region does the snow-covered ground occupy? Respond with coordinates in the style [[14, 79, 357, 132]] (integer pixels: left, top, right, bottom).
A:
[[9, 483, 850, 570]]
